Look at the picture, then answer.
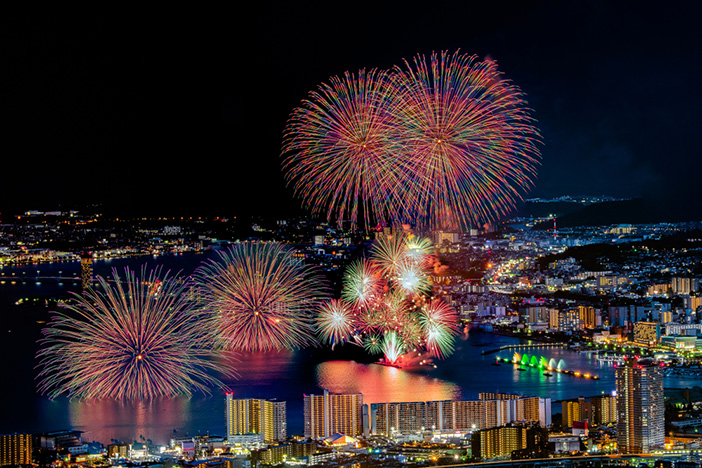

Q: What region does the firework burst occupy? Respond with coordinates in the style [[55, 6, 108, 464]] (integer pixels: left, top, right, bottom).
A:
[[316, 232, 459, 365], [390, 50, 541, 229], [316, 299, 355, 347], [341, 259, 383, 310], [371, 233, 408, 278], [393, 260, 431, 296], [404, 235, 434, 265], [381, 331, 404, 365], [420, 299, 461, 359], [363, 333, 383, 355], [282, 50, 540, 230], [36, 267, 230, 400], [282, 68, 409, 228], [193, 243, 327, 352]]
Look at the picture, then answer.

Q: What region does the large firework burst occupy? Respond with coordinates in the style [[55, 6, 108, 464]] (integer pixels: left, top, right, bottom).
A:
[[281, 50, 541, 230], [193, 243, 327, 352], [390, 50, 541, 229], [36, 267, 229, 399], [282, 68, 409, 228]]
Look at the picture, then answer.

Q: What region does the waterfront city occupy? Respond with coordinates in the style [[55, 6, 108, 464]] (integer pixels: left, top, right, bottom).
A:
[[4, 202, 702, 467], [4, 3, 702, 467]]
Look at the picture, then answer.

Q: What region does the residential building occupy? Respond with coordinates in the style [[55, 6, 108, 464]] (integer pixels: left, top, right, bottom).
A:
[[303, 389, 363, 438], [225, 395, 286, 443], [616, 361, 664, 454], [0, 434, 32, 466]]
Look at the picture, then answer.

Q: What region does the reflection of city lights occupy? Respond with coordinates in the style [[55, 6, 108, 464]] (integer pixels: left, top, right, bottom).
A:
[[316, 361, 459, 404]]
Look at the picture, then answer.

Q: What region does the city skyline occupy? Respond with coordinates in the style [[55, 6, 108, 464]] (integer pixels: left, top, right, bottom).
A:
[[2, 3, 702, 221], [4, 3, 702, 463], [5, 217, 702, 458]]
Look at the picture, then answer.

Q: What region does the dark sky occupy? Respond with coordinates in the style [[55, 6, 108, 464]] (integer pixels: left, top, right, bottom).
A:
[[2, 3, 701, 219]]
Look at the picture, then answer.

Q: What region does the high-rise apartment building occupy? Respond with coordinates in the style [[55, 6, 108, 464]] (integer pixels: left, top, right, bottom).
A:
[[633, 322, 661, 346], [303, 389, 363, 438], [672, 277, 700, 295], [370, 395, 551, 435], [577, 306, 601, 329], [225, 394, 286, 443], [608, 306, 629, 327], [473, 426, 528, 460], [561, 395, 617, 428], [591, 395, 617, 425], [683, 295, 702, 312], [561, 397, 593, 428], [616, 361, 664, 454], [558, 309, 581, 331], [0, 433, 32, 466], [520, 307, 549, 324]]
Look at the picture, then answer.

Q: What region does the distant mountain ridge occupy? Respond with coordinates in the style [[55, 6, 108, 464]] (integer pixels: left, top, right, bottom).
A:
[[528, 197, 701, 228]]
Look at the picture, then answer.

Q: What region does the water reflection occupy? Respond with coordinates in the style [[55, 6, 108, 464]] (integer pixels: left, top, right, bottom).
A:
[[69, 397, 192, 445], [230, 350, 296, 384], [316, 361, 460, 404]]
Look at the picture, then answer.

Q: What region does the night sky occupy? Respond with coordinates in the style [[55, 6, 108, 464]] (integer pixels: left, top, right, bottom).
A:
[[2, 3, 701, 219]]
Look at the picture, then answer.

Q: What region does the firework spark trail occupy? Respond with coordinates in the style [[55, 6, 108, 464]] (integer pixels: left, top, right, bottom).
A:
[[36, 267, 231, 400], [193, 243, 327, 352]]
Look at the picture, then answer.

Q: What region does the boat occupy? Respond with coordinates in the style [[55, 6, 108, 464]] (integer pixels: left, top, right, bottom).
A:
[[517, 368, 526, 372], [543, 372, 553, 376]]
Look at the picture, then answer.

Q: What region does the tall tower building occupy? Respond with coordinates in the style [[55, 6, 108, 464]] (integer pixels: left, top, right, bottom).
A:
[[303, 389, 363, 438], [616, 361, 664, 454], [225, 394, 286, 443]]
